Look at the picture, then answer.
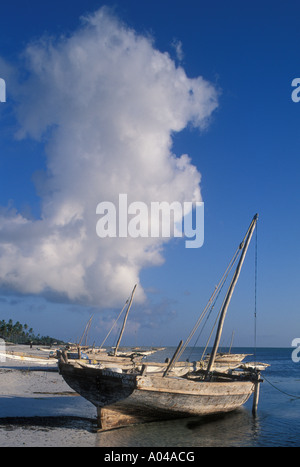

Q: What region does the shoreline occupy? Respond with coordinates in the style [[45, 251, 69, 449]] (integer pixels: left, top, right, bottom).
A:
[[0, 344, 95, 422]]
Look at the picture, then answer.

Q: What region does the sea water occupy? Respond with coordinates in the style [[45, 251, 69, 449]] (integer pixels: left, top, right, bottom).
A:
[[0, 347, 299, 447]]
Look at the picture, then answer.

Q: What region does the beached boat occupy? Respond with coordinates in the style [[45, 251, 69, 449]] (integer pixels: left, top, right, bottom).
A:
[[0, 350, 58, 365], [59, 361, 261, 429], [59, 214, 267, 430]]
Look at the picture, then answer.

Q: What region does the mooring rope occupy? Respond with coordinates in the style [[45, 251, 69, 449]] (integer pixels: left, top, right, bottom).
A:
[[263, 375, 300, 399]]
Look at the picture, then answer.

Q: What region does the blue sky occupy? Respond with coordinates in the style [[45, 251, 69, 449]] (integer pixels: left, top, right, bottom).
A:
[[0, 0, 299, 348]]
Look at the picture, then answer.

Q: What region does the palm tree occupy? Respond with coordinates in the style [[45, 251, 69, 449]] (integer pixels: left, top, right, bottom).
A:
[[7, 319, 13, 339]]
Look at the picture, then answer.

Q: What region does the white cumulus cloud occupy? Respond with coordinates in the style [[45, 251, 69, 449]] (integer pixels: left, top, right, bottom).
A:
[[0, 7, 218, 308]]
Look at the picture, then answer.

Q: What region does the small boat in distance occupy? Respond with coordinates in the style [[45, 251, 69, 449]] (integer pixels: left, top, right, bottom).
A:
[[59, 214, 268, 430]]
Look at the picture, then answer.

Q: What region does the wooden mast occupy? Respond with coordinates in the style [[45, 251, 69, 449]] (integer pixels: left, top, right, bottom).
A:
[[79, 315, 93, 346], [163, 340, 183, 377], [206, 214, 258, 376], [228, 330, 235, 354], [114, 284, 137, 356]]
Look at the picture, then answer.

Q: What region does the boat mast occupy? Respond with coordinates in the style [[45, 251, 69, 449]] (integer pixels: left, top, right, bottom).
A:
[[114, 284, 137, 356], [78, 315, 93, 346], [206, 214, 258, 376]]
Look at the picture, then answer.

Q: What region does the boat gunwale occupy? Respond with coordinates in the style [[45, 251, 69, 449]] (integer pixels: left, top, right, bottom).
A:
[[58, 360, 257, 397]]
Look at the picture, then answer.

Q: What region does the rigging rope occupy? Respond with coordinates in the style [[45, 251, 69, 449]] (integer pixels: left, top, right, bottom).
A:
[[250, 223, 300, 400], [187, 279, 229, 362], [254, 223, 258, 362], [99, 299, 128, 349], [178, 244, 242, 363], [170, 215, 259, 372]]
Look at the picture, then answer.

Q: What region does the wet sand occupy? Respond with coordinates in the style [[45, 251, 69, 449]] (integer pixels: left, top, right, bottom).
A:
[[0, 344, 97, 446]]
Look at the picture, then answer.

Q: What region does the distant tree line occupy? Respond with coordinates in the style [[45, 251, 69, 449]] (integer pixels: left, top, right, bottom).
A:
[[0, 319, 65, 345]]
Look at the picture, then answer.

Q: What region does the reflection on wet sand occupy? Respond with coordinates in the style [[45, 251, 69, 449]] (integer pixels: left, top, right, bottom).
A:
[[95, 408, 261, 447]]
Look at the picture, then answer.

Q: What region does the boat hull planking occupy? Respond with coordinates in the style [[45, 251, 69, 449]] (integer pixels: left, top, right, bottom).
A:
[[59, 362, 255, 430]]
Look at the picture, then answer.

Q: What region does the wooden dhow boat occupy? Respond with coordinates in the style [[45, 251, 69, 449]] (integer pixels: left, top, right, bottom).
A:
[[59, 214, 268, 430], [0, 350, 58, 365]]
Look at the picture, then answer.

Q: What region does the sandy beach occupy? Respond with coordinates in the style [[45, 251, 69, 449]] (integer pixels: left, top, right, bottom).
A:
[[0, 344, 98, 446]]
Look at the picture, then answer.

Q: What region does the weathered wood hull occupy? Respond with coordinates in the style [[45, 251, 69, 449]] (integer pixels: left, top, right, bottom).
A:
[[58, 362, 255, 430]]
